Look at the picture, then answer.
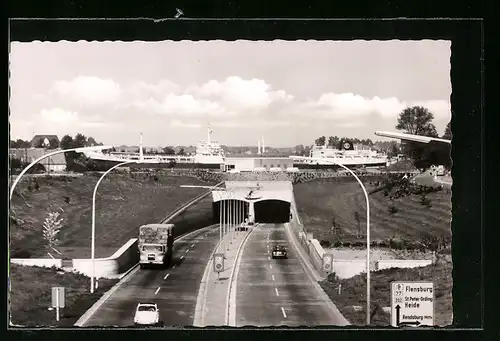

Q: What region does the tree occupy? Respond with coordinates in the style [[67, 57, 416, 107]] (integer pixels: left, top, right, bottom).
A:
[[442, 121, 452, 140], [328, 136, 340, 147], [60, 135, 74, 150], [396, 106, 439, 137], [9, 157, 22, 170], [315, 136, 326, 146], [87, 136, 97, 146], [42, 211, 64, 253], [163, 146, 175, 155], [48, 138, 60, 149], [177, 148, 185, 155], [73, 133, 87, 148], [354, 211, 361, 238]]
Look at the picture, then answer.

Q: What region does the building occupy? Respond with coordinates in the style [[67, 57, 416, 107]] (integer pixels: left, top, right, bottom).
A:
[[9, 148, 67, 173], [224, 157, 294, 172], [30, 135, 60, 148]]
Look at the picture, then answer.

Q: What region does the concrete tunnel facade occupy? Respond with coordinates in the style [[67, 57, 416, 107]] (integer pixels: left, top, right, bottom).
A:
[[211, 186, 293, 224]]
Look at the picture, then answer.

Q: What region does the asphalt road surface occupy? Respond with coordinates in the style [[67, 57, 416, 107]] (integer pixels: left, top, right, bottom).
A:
[[235, 223, 345, 327], [83, 225, 220, 327]]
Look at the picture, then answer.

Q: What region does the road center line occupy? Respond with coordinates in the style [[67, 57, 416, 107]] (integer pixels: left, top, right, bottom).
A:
[[173, 264, 176, 268], [180, 255, 184, 260], [164, 273, 169, 280], [191, 244, 195, 248], [271, 274, 275, 281], [155, 287, 161, 295], [186, 249, 189, 253], [269, 264, 272, 269], [275, 288, 280, 296], [281, 307, 287, 318], [268, 256, 270, 260]]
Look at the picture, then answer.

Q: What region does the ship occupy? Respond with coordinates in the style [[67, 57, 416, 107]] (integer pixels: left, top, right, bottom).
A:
[[83, 126, 225, 169], [289, 139, 389, 169]]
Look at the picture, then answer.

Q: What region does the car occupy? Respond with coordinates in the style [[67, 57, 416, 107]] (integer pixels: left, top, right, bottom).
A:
[[134, 303, 160, 326], [271, 245, 287, 259]]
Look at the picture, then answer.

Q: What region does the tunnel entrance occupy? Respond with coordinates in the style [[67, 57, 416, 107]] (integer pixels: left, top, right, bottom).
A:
[[254, 200, 291, 224], [212, 200, 249, 224]]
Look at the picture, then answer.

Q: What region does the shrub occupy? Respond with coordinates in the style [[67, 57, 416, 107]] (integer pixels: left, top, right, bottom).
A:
[[383, 190, 389, 197], [388, 204, 398, 214], [319, 239, 331, 248], [27, 183, 33, 192]]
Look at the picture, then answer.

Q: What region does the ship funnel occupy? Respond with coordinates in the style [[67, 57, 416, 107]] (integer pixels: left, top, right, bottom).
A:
[[139, 132, 144, 162]]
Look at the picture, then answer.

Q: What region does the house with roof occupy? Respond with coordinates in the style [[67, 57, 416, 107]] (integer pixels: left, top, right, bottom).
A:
[[30, 135, 60, 148], [9, 148, 67, 173]]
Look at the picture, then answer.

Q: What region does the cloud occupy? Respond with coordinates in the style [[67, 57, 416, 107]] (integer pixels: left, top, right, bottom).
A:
[[52, 76, 121, 106], [170, 120, 202, 128], [40, 108, 79, 123]]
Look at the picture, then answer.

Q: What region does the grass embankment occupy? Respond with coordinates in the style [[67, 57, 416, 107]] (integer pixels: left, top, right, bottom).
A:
[[9, 264, 119, 327], [10, 173, 214, 259], [293, 178, 452, 245], [319, 260, 453, 326], [9, 176, 217, 327]]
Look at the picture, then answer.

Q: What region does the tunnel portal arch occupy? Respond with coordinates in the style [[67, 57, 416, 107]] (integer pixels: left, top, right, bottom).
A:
[[254, 199, 291, 224], [212, 199, 250, 224]]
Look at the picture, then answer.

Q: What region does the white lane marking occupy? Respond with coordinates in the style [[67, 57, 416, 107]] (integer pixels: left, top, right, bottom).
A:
[[173, 265, 176, 268], [186, 249, 190, 253], [164, 273, 169, 280], [155, 287, 161, 295], [180, 255, 184, 260], [271, 275, 275, 281], [191, 244, 195, 248], [275, 288, 280, 296], [268, 256, 270, 260], [281, 307, 287, 318], [269, 264, 272, 269]]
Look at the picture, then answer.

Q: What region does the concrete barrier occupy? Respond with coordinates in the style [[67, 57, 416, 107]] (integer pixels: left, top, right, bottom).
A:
[[72, 238, 138, 279], [332, 260, 367, 279], [10, 258, 62, 268], [376, 259, 433, 271]]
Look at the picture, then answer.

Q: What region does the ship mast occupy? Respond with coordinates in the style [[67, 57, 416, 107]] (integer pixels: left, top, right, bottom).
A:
[[207, 125, 212, 144]]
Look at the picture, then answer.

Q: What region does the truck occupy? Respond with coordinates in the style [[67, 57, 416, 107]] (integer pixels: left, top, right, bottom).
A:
[[138, 224, 174, 269]]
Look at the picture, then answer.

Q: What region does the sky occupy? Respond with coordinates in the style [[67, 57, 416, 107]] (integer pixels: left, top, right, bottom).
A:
[[9, 40, 451, 148]]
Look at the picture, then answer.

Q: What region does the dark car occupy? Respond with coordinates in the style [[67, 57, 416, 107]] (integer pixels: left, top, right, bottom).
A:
[[271, 245, 287, 259]]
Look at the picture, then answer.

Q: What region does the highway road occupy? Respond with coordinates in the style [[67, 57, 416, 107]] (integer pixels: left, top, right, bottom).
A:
[[83, 225, 220, 327], [235, 223, 346, 326]]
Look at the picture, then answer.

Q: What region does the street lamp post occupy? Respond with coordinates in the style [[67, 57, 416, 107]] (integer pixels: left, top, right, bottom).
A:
[[9, 146, 112, 200], [321, 160, 371, 325], [90, 160, 135, 293]]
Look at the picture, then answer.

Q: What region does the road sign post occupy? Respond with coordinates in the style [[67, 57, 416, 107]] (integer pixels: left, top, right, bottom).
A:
[[213, 253, 224, 281], [51, 287, 65, 322], [322, 254, 333, 273], [391, 281, 434, 327]]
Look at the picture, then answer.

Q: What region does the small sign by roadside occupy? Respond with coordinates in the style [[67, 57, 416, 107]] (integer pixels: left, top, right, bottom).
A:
[[213, 253, 224, 275], [391, 281, 434, 327], [51, 287, 65, 322], [322, 254, 333, 272]]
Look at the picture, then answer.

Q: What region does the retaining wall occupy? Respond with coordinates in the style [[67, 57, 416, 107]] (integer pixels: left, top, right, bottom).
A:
[[332, 260, 368, 279], [10, 258, 62, 268], [376, 259, 433, 271], [72, 238, 138, 278]]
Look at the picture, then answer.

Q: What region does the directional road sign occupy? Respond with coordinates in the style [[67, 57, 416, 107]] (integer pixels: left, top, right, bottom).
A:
[[391, 281, 434, 327], [322, 254, 333, 272], [213, 253, 224, 273]]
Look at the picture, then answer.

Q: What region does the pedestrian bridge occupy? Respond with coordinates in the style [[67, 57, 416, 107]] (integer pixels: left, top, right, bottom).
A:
[[211, 181, 294, 224]]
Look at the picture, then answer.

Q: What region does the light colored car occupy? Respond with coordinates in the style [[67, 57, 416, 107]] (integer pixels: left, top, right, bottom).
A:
[[134, 303, 160, 326], [271, 245, 288, 259]]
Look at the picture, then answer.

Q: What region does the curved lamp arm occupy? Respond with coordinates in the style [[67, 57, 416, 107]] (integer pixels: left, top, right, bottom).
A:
[[9, 146, 112, 200]]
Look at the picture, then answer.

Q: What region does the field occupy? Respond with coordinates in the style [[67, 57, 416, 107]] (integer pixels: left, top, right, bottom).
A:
[[9, 264, 119, 327], [293, 178, 452, 245], [9, 184, 216, 327], [10, 173, 214, 259], [320, 259, 453, 326]]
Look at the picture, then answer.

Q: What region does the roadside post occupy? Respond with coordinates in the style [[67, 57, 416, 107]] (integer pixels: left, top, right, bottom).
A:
[[213, 253, 224, 281], [51, 287, 65, 322], [391, 281, 434, 327]]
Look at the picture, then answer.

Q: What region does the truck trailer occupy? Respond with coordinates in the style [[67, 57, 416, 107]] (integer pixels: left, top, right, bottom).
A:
[[138, 224, 174, 269]]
